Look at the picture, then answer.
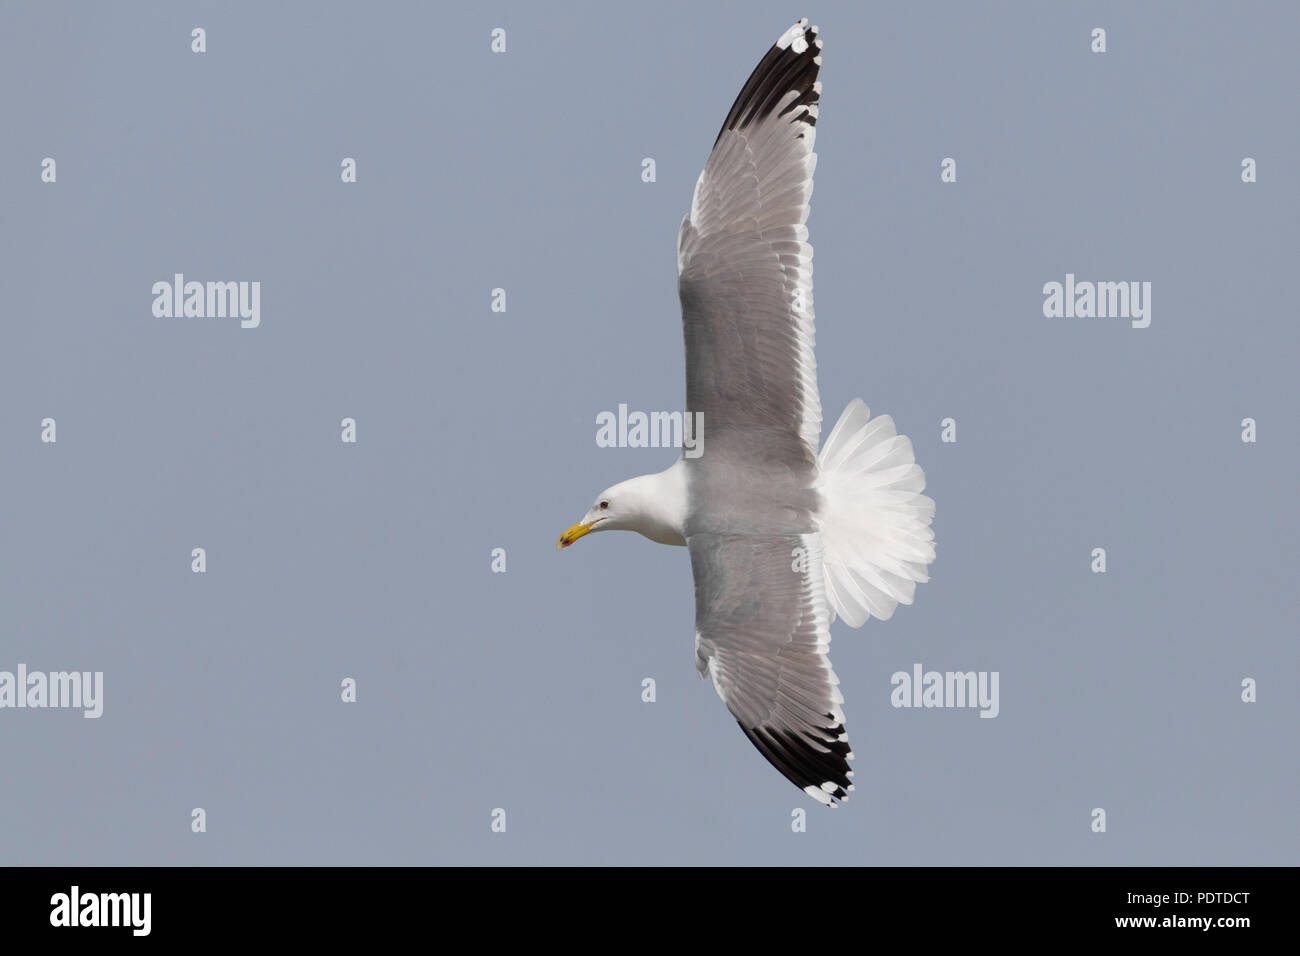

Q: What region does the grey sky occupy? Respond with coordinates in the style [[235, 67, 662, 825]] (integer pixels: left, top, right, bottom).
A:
[[0, 1, 1295, 864]]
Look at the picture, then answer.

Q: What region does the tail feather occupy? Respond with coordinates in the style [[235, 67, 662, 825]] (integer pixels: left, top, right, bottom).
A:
[[817, 399, 936, 628]]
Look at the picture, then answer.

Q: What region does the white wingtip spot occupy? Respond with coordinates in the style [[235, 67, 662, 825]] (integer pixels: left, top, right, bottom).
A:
[[792, 34, 808, 55], [803, 784, 833, 806], [777, 18, 809, 50]]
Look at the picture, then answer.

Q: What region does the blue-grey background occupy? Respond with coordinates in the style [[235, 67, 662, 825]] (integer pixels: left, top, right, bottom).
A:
[[1, 1, 1296, 865]]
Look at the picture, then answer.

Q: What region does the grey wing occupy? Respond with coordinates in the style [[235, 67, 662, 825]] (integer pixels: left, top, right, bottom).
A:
[[689, 531, 853, 806], [677, 19, 823, 457]]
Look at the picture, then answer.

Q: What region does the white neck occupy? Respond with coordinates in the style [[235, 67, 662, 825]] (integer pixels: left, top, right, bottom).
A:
[[620, 461, 689, 546]]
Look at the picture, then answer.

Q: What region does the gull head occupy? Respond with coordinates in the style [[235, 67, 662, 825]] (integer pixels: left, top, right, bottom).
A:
[[558, 468, 692, 550], [557, 482, 633, 549]]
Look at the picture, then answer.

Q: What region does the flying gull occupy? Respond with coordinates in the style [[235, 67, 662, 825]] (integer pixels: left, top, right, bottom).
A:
[[559, 20, 936, 806]]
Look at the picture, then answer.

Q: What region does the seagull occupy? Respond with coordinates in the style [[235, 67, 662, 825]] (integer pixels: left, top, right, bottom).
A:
[[559, 20, 936, 806]]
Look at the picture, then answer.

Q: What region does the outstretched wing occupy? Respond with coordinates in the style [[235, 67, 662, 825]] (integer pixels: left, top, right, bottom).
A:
[[677, 19, 823, 459], [690, 532, 853, 806]]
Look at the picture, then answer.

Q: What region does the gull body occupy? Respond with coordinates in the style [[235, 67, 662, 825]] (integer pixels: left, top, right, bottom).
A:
[[560, 21, 936, 805]]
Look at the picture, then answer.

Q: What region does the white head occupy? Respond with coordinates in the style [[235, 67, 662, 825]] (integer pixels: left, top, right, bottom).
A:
[[557, 467, 688, 549], [557, 477, 649, 548]]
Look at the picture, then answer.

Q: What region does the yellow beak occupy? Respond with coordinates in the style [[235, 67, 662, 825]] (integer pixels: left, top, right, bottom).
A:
[[557, 519, 598, 549]]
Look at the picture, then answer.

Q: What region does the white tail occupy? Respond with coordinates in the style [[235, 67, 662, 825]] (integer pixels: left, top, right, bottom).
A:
[[816, 399, 936, 627]]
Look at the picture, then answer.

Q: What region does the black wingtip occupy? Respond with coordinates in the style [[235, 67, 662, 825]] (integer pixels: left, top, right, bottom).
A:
[[739, 718, 853, 806], [714, 20, 822, 147]]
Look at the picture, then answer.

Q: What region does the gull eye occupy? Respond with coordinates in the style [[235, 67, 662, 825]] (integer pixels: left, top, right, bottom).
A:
[[600, 500, 610, 510]]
